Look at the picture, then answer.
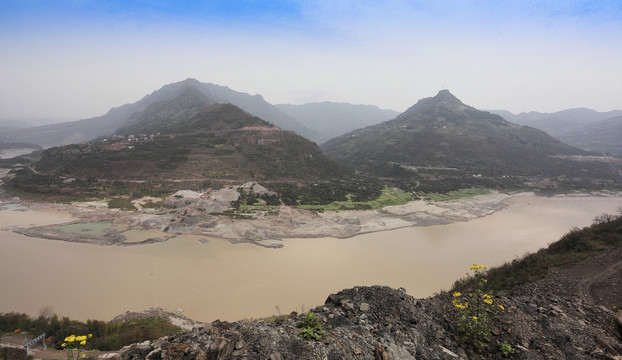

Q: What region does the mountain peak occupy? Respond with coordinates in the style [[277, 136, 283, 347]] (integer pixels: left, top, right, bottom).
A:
[[429, 89, 466, 108], [399, 90, 469, 118], [180, 77, 201, 85]]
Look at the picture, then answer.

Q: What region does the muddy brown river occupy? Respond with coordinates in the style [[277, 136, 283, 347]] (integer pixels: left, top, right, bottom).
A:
[[0, 194, 620, 322]]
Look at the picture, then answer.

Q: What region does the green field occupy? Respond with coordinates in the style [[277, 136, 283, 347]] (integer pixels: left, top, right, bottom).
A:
[[298, 186, 412, 211], [424, 188, 490, 202]]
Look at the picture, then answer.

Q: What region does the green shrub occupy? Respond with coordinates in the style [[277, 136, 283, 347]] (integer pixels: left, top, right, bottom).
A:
[[500, 341, 516, 357], [297, 312, 325, 341]]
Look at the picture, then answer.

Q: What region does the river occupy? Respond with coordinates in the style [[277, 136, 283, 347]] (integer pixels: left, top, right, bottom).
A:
[[0, 194, 620, 322]]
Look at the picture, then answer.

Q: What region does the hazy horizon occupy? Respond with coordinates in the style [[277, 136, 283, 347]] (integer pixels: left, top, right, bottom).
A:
[[1, 1, 621, 122]]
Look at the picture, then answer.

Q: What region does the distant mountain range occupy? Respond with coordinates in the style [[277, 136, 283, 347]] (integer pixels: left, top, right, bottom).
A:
[[2, 80, 621, 195], [322, 90, 621, 192], [558, 115, 622, 155], [275, 102, 399, 144], [2, 78, 620, 157], [0, 79, 318, 147], [489, 108, 622, 155]]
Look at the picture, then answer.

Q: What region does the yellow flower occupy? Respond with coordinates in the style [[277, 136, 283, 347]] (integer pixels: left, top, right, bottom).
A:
[[484, 299, 493, 305], [482, 294, 491, 299], [61, 343, 67, 347], [88, 334, 93, 338], [472, 316, 478, 320], [498, 304, 505, 311], [82, 354, 86, 358], [453, 292, 461, 297], [452, 299, 468, 309]]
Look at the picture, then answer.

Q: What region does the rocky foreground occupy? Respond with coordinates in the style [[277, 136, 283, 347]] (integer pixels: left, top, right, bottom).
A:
[[120, 250, 622, 360]]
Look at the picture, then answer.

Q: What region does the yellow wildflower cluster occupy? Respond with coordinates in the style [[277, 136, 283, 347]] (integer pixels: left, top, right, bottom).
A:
[[452, 292, 468, 309], [61, 334, 92, 360], [62, 334, 92, 347], [452, 263, 506, 349], [470, 263, 487, 270]]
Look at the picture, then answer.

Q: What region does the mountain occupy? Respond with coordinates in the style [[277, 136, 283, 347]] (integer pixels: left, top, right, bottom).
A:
[[556, 115, 622, 155], [275, 102, 400, 144], [321, 90, 621, 192], [489, 108, 622, 138], [0, 79, 318, 147], [488, 108, 622, 155], [28, 89, 350, 188], [490, 108, 622, 134]]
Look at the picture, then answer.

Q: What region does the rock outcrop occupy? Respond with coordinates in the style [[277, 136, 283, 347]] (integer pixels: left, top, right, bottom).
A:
[[120, 274, 622, 360]]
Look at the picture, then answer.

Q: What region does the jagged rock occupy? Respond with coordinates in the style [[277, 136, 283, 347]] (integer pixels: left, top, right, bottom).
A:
[[360, 302, 370, 312], [440, 346, 460, 358], [386, 343, 415, 359], [120, 279, 622, 360]]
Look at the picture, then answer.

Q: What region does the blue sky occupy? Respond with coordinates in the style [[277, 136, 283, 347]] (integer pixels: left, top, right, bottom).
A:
[[1, 0, 621, 120]]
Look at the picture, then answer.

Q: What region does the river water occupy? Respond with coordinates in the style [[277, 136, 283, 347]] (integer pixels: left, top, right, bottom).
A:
[[0, 194, 620, 322]]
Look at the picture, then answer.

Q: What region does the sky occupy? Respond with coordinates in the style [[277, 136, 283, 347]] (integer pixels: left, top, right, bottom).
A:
[[1, 0, 622, 122]]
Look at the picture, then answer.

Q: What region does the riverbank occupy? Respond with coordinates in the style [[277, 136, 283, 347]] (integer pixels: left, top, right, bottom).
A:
[[4, 188, 621, 247], [3, 165, 621, 246], [0, 184, 512, 245]]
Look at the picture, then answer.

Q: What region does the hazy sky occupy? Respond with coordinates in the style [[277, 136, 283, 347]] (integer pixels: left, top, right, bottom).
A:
[[1, 0, 621, 121]]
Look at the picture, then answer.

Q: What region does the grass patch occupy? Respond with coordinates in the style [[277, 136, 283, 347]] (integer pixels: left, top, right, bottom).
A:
[[298, 186, 412, 212], [238, 203, 279, 212], [265, 314, 290, 324], [377, 186, 414, 205], [425, 188, 490, 202]]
